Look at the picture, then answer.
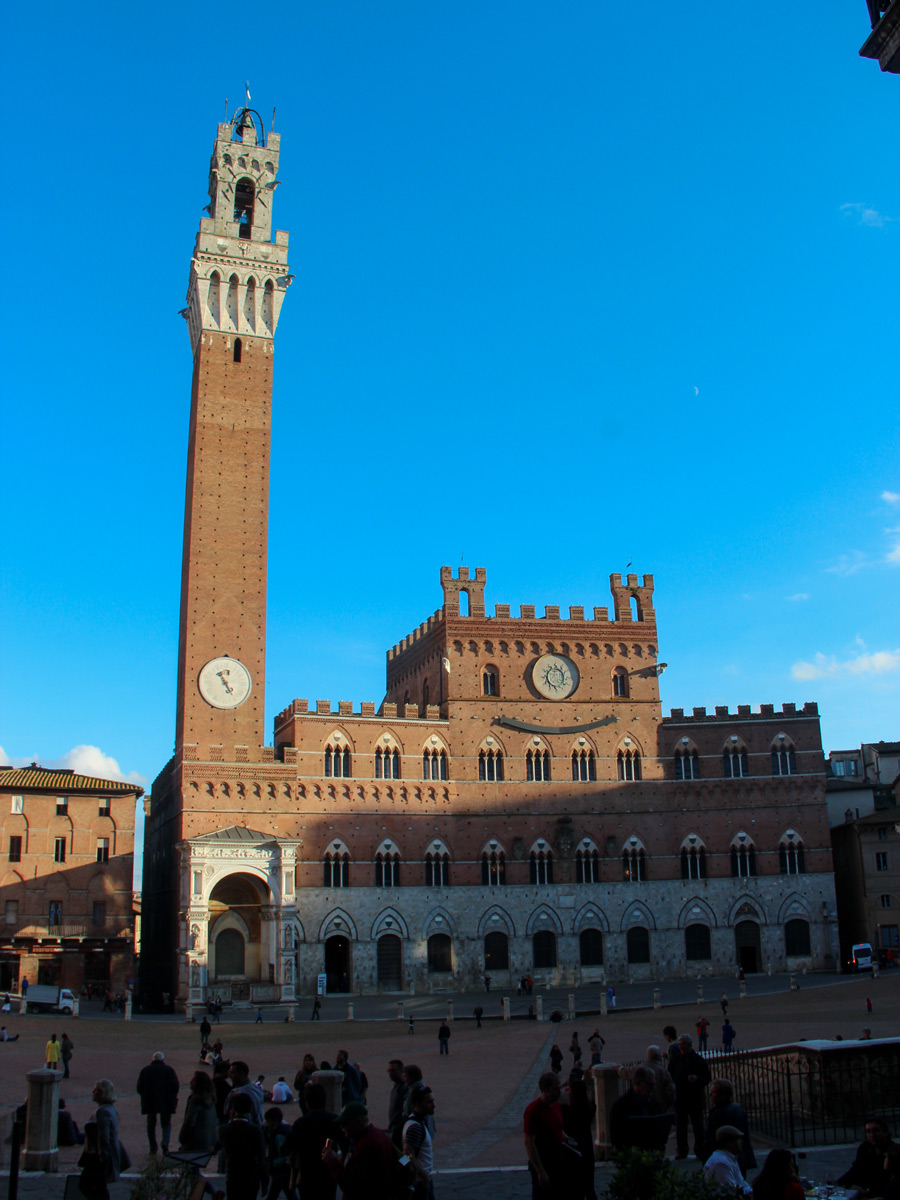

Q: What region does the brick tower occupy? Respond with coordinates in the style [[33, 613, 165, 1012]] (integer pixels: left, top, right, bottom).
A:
[[176, 106, 290, 753]]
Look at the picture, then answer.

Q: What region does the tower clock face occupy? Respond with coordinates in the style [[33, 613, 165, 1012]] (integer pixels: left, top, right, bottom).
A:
[[532, 653, 579, 700], [198, 656, 252, 709]]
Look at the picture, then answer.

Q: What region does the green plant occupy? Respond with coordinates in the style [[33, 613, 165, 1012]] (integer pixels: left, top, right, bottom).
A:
[[604, 1148, 747, 1200], [128, 1156, 198, 1200]]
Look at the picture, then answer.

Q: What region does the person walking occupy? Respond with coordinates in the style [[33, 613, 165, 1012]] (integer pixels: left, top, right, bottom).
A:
[[263, 1106, 297, 1200], [438, 1019, 451, 1055], [61, 1032, 74, 1079], [607, 986, 616, 1009], [311, 996, 321, 1021], [45, 1032, 61, 1071], [219, 1092, 267, 1200], [588, 1030, 605, 1066], [549, 1045, 564, 1075], [722, 1020, 736, 1052], [524, 1072, 573, 1198], [563, 1068, 598, 1200], [136, 1050, 180, 1154], [474, 1004, 483, 1028], [569, 1032, 582, 1067], [720, 992, 729, 1018], [670, 1034, 710, 1159], [200, 1016, 212, 1045], [403, 1086, 436, 1200], [91, 1079, 130, 1185], [387, 1059, 408, 1148], [696, 1016, 709, 1052], [255, 1007, 264, 1024]]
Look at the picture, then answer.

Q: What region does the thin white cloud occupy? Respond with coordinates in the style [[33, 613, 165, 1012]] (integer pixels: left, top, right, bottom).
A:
[[840, 202, 893, 229], [0, 743, 146, 785], [786, 593, 809, 602], [826, 551, 872, 576], [791, 649, 900, 681], [882, 491, 900, 504]]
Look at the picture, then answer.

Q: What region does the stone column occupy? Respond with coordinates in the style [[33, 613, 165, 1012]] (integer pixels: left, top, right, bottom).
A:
[[23, 1069, 61, 1171], [591, 1064, 622, 1162], [535, 996, 544, 1021], [314, 1070, 344, 1114]]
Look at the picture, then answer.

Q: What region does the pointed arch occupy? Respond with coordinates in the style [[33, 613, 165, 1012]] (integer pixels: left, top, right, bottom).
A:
[[370, 907, 409, 940], [526, 906, 563, 936], [621, 901, 656, 931], [727, 895, 768, 926], [477, 905, 516, 938], [678, 897, 718, 928], [574, 903, 610, 933], [777, 892, 812, 925], [318, 907, 358, 941], [421, 906, 458, 938]]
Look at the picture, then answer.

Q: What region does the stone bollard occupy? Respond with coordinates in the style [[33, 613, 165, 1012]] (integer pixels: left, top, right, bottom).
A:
[[19, 996, 28, 1015], [653, 988, 661, 1011], [286, 1005, 295, 1022], [739, 981, 747, 999], [872, 963, 879, 980], [446, 1001, 453, 1022], [124, 994, 132, 1021], [501, 997, 510, 1022], [535, 995, 544, 1022], [347, 1002, 354, 1021], [23, 1068, 61, 1171], [397, 1002, 405, 1021], [184, 1002, 193, 1023], [767, 964, 773, 976], [591, 1064, 622, 1161], [790, 974, 799, 992], [409, 980, 415, 996], [312, 1070, 344, 1115], [567, 993, 576, 1020], [73, 997, 80, 1019], [696, 984, 703, 1005], [600, 993, 608, 1017]]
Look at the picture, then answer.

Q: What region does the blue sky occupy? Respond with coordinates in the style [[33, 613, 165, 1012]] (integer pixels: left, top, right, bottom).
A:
[[2, 1, 898, 804]]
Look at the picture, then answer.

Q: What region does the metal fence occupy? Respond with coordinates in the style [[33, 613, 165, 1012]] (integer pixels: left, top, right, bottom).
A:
[[692, 1045, 900, 1147]]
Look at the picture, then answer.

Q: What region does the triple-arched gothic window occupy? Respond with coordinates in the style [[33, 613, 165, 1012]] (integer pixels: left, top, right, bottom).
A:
[[623, 842, 647, 881], [479, 748, 504, 782], [323, 848, 350, 887], [571, 749, 597, 781], [423, 748, 448, 780], [680, 838, 707, 880], [618, 749, 642, 781], [730, 835, 757, 877], [575, 846, 600, 883], [324, 744, 351, 778], [375, 746, 401, 779], [481, 847, 506, 885], [780, 831, 806, 875], [529, 845, 553, 885], [526, 748, 551, 781], [674, 748, 700, 780], [723, 745, 749, 778], [771, 742, 797, 776]]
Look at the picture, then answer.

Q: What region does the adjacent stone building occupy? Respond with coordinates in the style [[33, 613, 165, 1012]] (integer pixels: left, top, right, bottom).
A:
[[140, 106, 839, 1008], [0, 765, 140, 994]]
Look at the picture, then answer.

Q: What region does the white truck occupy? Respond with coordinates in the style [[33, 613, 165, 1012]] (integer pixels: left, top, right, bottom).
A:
[[23, 985, 76, 1014]]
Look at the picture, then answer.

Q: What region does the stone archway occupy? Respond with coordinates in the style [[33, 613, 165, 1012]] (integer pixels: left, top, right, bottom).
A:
[[208, 873, 271, 996]]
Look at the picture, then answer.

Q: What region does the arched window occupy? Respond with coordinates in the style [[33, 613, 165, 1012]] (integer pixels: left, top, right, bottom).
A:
[[723, 745, 749, 778], [680, 841, 707, 880], [623, 846, 646, 882], [526, 748, 551, 782], [730, 838, 757, 877], [685, 923, 712, 960], [374, 851, 400, 887], [579, 928, 604, 966], [575, 848, 599, 883], [484, 930, 509, 970], [478, 749, 504, 782], [234, 177, 254, 238], [626, 926, 650, 964], [571, 749, 596, 782], [422, 748, 449, 780], [771, 742, 798, 776], [233, 336, 242, 363], [424, 851, 450, 886], [785, 918, 811, 956], [427, 933, 452, 973], [613, 668, 629, 698], [482, 666, 499, 696], [779, 833, 806, 875], [375, 746, 401, 779], [422, 680, 430, 710], [674, 748, 700, 780], [530, 847, 553, 885], [324, 744, 351, 778], [215, 928, 245, 976], [323, 850, 350, 887], [533, 930, 557, 969], [481, 849, 506, 886], [617, 749, 642, 781]]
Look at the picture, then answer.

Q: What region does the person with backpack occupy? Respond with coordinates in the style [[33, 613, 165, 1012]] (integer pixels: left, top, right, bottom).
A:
[[403, 1086, 435, 1200]]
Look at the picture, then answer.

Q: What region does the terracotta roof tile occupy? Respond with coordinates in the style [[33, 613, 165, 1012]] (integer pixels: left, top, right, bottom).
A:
[[0, 766, 143, 795]]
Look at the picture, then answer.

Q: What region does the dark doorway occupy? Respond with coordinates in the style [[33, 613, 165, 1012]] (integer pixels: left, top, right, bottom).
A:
[[37, 960, 61, 986], [216, 929, 245, 976], [735, 920, 761, 973], [484, 930, 509, 971], [377, 934, 403, 990], [0, 959, 19, 991], [427, 933, 452, 973], [533, 930, 557, 969], [325, 935, 351, 993]]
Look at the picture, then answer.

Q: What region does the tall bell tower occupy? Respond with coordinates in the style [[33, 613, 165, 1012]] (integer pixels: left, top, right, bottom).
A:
[[176, 106, 291, 753]]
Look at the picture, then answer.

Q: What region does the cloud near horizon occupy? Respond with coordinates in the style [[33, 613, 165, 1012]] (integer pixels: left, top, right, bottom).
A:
[[0, 743, 147, 786], [791, 649, 900, 682]]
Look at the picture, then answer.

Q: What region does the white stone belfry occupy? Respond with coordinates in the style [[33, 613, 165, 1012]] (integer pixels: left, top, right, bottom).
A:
[[183, 107, 291, 353]]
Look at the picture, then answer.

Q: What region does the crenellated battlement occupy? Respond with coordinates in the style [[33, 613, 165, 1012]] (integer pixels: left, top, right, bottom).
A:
[[274, 698, 446, 731], [387, 609, 445, 661], [664, 701, 819, 724]]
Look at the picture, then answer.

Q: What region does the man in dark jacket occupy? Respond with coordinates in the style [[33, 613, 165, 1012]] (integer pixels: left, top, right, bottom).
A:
[[386, 1059, 408, 1147], [704, 1078, 756, 1174], [837, 1118, 897, 1195], [290, 1083, 340, 1200], [609, 1066, 667, 1152], [136, 1051, 180, 1154], [669, 1035, 710, 1160], [220, 1092, 267, 1200]]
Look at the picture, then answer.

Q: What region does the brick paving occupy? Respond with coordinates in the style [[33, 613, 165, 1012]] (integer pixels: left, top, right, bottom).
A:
[[1, 970, 896, 1197]]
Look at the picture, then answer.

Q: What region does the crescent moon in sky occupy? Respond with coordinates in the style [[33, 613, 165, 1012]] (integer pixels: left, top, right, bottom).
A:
[[693, 386, 700, 396]]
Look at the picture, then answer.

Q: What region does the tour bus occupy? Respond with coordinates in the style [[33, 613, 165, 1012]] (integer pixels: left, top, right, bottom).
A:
[[849, 942, 875, 972]]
